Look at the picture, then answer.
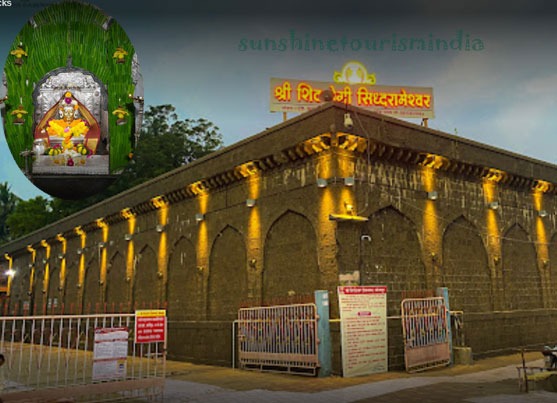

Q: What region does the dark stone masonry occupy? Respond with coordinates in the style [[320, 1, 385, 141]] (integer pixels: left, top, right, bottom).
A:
[[2, 102, 557, 371]]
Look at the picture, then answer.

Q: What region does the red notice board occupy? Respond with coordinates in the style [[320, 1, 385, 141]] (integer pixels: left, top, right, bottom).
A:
[[135, 309, 166, 344]]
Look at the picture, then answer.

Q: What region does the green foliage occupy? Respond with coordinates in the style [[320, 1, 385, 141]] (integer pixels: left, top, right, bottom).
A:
[[3, 0, 136, 172], [0, 183, 20, 244], [5, 196, 52, 240], [128, 105, 223, 183]]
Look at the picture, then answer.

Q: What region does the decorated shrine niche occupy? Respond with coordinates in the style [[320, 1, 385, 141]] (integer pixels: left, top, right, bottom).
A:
[[1, 0, 143, 199], [32, 66, 109, 174]]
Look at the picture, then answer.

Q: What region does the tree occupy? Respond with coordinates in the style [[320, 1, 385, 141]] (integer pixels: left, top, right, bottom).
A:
[[0, 182, 20, 244], [5, 196, 52, 239], [125, 104, 222, 186]]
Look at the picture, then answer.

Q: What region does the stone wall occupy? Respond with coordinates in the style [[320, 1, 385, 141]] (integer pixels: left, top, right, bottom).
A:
[[2, 103, 557, 372]]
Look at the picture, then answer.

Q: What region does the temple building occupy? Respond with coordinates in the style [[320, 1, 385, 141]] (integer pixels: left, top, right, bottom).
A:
[[2, 102, 557, 370]]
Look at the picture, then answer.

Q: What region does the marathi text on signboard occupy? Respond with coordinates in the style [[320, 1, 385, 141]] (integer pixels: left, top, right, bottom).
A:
[[338, 285, 388, 377], [92, 327, 128, 381], [270, 78, 434, 119], [135, 309, 166, 344]]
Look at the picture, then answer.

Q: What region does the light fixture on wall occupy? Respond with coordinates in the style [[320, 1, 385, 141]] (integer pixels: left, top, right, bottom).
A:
[[488, 201, 500, 210], [195, 213, 205, 223], [538, 210, 549, 218], [98, 242, 107, 249], [124, 233, 133, 241], [5, 269, 15, 277], [316, 178, 328, 188], [344, 177, 355, 187], [76, 248, 83, 255], [155, 224, 166, 233], [246, 199, 256, 208], [427, 191, 438, 201], [57, 253, 64, 260]]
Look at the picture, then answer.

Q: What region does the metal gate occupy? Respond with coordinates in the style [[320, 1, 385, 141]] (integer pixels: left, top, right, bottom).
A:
[[237, 303, 319, 375], [401, 297, 450, 373], [0, 313, 165, 401]]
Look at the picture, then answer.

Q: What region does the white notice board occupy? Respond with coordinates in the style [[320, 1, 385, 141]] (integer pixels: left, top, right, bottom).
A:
[[338, 285, 388, 377], [92, 327, 128, 381]]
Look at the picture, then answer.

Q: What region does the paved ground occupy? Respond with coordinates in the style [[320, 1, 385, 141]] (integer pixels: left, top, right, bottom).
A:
[[162, 352, 557, 402]]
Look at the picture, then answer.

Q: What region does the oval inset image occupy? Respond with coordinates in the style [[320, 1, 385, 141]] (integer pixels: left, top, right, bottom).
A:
[[1, 1, 143, 199]]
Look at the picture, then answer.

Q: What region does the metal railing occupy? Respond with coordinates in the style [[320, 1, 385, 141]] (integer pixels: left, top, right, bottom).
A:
[[236, 303, 319, 375], [0, 313, 165, 401], [401, 297, 451, 373]]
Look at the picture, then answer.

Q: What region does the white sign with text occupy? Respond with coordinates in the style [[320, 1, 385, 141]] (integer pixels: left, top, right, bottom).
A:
[[338, 285, 388, 377]]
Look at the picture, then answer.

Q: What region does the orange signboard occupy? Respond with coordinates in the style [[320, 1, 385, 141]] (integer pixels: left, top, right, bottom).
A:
[[270, 78, 434, 119]]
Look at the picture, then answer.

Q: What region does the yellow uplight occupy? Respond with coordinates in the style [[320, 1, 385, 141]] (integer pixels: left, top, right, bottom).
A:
[[57, 234, 67, 292], [4, 254, 13, 296], [483, 168, 506, 183], [421, 154, 448, 170], [236, 161, 259, 178], [126, 215, 136, 284], [75, 226, 85, 237], [96, 218, 108, 229], [98, 220, 109, 287], [483, 180, 501, 260], [157, 203, 169, 282], [318, 153, 335, 252], [151, 196, 168, 209], [533, 191, 549, 266], [533, 180, 552, 193], [189, 181, 208, 196], [121, 208, 135, 220], [247, 174, 262, 265], [196, 191, 210, 271], [421, 167, 440, 261]]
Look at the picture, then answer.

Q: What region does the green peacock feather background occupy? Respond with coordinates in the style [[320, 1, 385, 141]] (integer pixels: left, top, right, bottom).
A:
[[3, 0, 137, 173]]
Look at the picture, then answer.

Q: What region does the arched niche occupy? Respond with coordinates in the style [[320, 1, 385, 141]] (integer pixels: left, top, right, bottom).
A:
[[63, 262, 79, 314], [208, 226, 247, 320], [82, 256, 100, 313], [133, 245, 158, 310], [502, 224, 542, 310], [167, 237, 197, 321], [47, 265, 60, 314], [363, 206, 426, 316], [263, 211, 319, 304], [442, 216, 491, 312], [105, 252, 128, 312]]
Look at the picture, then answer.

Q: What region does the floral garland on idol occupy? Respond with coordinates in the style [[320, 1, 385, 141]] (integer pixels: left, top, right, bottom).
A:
[[42, 92, 93, 166]]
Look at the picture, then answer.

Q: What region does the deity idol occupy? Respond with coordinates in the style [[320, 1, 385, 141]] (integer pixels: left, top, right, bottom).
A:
[[34, 91, 101, 154]]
